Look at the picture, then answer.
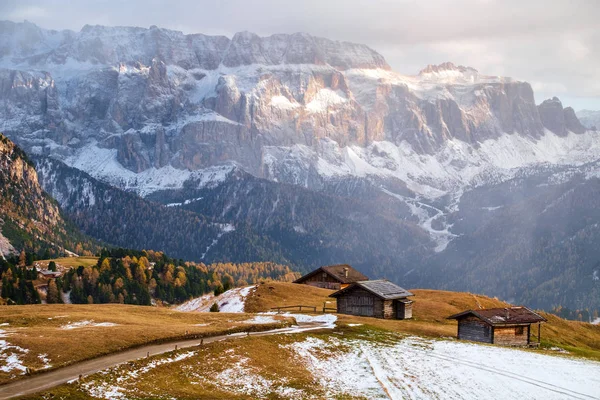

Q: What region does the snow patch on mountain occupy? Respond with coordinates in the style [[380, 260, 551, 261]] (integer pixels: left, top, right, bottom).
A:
[[62, 142, 235, 196], [265, 128, 600, 199], [306, 88, 347, 113]]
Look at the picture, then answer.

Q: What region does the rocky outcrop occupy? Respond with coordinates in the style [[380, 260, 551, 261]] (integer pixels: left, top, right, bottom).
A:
[[0, 133, 72, 254], [538, 97, 588, 135], [564, 107, 587, 134]]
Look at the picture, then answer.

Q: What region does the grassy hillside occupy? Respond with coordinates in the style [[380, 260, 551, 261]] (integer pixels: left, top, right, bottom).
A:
[[245, 283, 600, 360], [36, 256, 99, 269], [0, 304, 290, 384], [22, 286, 600, 399], [244, 281, 337, 313]]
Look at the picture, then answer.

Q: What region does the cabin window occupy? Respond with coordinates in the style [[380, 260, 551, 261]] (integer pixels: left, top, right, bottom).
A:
[[322, 272, 327, 279], [515, 326, 524, 335]]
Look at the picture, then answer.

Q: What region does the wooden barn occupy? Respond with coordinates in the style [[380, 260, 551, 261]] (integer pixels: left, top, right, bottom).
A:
[[447, 307, 547, 346], [329, 280, 414, 319], [293, 264, 368, 290]]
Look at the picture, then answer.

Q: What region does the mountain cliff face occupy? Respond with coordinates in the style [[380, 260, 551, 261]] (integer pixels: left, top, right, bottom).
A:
[[1, 21, 594, 199], [0, 133, 92, 256], [537, 97, 587, 135]]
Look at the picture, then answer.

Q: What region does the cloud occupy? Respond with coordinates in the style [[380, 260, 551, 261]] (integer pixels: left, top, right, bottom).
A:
[[6, 5, 48, 20], [1, 0, 599, 109]]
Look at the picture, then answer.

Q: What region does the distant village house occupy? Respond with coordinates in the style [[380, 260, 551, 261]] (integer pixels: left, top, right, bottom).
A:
[[330, 279, 414, 320], [294, 264, 368, 290], [37, 269, 62, 279], [447, 307, 547, 346]]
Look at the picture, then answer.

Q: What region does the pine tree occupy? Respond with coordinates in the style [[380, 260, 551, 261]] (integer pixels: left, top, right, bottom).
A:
[[209, 302, 219, 312], [46, 279, 60, 303]]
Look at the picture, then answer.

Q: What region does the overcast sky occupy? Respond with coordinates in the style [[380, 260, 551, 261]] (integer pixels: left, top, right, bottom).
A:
[[3, 0, 599, 110]]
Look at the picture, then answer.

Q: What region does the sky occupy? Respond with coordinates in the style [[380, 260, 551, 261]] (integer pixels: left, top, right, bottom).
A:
[[2, 0, 599, 110]]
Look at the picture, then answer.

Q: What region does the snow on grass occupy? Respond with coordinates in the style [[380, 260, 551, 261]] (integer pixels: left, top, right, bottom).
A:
[[287, 335, 600, 400], [244, 315, 279, 324], [176, 286, 256, 313], [592, 318, 600, 325], [60, 320, 119, 330], [204, 355, 305, 399], [256, 312, 337, 330], [174, 294, 213, 312], [37, 353, 51, 369], [280, 313, 337, 328], [80, 351, 197, 399], [0, 328, 28, 375], [218, 286, 255, 312]]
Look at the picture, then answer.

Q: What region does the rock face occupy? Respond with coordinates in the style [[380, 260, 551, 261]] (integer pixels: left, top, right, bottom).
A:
[[0, 133, 73, 255], [538, 97, 587, 135], [0, 21, 592, 196]]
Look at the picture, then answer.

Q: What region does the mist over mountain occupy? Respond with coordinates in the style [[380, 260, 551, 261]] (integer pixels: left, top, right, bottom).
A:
[[576, 110, 600, 131], [1, 20, 599, 312]]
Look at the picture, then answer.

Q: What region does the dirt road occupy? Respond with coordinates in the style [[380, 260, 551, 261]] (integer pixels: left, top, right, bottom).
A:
[[0, 323, 330, 399]]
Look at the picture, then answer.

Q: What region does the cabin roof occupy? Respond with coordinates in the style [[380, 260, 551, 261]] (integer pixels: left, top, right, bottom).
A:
[[294, 264, 368, 284], [447, 307, 547, 325], [329, 279, 414, 300]]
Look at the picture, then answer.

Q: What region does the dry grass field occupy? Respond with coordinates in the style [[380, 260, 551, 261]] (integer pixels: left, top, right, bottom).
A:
[[244, 281, 337, 313], [34, 256, 99, 269], [0, 304, 289, 385], [4, 283, 600, 399], [246, 283, 600, 360]]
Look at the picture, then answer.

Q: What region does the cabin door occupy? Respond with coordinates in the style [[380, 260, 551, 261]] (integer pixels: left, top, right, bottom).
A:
[[396, 301, 405, 319]]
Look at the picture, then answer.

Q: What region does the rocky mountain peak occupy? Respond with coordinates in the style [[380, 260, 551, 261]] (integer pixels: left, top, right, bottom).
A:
[[418, 62, 477, 75], [417, 62, 479, 83], [538, 97, 587, 136]]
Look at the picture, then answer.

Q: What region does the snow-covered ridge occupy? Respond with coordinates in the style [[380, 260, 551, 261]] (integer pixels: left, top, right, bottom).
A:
[[59, 141, 236, 196], [0, 20, 389, 71], [266, 128, 600, 199]]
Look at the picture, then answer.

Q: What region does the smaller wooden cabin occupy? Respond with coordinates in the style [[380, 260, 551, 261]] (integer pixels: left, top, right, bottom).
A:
[[38, 269, 62, 279], [329, 280, 414, 319], [447, 307, 547, 346], [294, 264, 368, 290]]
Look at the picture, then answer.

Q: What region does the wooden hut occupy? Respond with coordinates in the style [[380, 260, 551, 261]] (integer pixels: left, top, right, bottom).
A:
[[447, 307, 547, 346], [294, 264, 368, 290], [329, 280, 414, 319]]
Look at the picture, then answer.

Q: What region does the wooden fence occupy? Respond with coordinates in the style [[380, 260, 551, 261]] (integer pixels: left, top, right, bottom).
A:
[[270, 305, 337, 313]]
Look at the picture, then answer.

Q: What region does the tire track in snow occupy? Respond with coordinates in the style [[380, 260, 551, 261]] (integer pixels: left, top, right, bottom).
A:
[[413, 346, 598, 400]]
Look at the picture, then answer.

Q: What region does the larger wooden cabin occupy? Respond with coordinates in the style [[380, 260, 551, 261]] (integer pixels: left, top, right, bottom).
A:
[[293, 264, 368, 290], [329, 280, 414, 319], [447, 307, 547, 346]]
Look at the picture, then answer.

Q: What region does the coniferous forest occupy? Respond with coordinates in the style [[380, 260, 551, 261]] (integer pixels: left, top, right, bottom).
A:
[[0, 248, 299, 306]]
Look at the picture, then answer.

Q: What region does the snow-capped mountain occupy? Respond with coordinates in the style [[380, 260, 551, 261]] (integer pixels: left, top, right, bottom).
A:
[[2, 21, 600, 312], [1, 20, 597, 200]]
